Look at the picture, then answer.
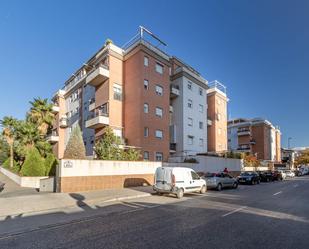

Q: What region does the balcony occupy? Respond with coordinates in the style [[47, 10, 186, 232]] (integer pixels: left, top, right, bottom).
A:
[[237, 128, 251, 136], [250, 139, 256, 145], [170, 143, 176, 152], [59, 116, 68, 128], [85, 112, 109, 129], [169, 105, 173, 113], [207, 117, 213, 126], [89, 98, 95, 111], [52, 105, 60, 114], [237, 144, 250, 152], [86, 65, 109, 87], [47, 131, 59, 144], [170, 85, 180, 99], [170, 125, 176, 143]]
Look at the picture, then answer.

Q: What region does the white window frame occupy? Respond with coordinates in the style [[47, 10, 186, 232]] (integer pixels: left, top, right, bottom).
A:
[[155, 130, 163, 139], [199, 104, 203, 113], [144, 127, 149, 137], [144, 79, 149, 90], [144, 151, 149, 160], [155, 152, 163, 161], [144, 56, 149, 67], [188, 99, 193, 108], [155, 85, 163, 96], [199, 87, 203, 96], [155, 63, 163, 74], [144, 103, 149, 113], [155, 107, 163, 118], [199, 121, 203, 129], [187, 136, 194, 145]]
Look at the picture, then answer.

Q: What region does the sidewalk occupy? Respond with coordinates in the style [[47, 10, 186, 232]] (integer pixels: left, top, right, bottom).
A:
[[0, 186, 154, 220]]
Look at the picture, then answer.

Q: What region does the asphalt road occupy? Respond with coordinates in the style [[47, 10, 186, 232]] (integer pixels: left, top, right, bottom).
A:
[[0, 176, 309, 249]]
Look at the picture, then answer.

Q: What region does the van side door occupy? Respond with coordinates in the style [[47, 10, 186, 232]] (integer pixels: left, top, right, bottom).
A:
[[190, 171, 202, 191]]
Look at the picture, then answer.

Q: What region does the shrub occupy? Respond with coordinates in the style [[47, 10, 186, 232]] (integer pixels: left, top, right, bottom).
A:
[[184, 158, 199, 163], [45, 153, 58, 176], [20, 147, 45, 176], [2, 158, 20, 174], [63, 125, 86, 159]]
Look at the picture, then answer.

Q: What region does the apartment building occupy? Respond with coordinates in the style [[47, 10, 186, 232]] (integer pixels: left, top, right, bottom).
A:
[[49, 27, 228, 162], [169, 57, 208, 157], [207, 81, 229, 153], [227, 118, 281, 162]]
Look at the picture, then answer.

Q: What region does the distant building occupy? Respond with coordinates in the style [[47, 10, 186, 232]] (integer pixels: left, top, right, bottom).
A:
[[227, 118, 281, 162]]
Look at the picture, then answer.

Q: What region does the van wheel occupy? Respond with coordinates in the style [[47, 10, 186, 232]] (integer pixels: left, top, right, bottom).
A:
[[217, 183, 222, 191], [157, 192, 163, 196], [200, 185, 207, 194], [176, 188, 184, 199]]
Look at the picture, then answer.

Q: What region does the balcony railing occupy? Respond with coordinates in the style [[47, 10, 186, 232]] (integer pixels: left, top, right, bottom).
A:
[[59, 116, 68, 128], [237, 128, 251, 136], [207, 117, 213, 126], [85, 110, 109, 129], [46, 131, 59, 143], [86, 64, 110, 87], [170, 85, 180, 99], [89, 98, 96, 111]]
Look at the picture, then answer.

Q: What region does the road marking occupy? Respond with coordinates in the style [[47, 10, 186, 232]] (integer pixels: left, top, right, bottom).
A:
[[222, 206, 247, 217], [273, 191, 282, 196]]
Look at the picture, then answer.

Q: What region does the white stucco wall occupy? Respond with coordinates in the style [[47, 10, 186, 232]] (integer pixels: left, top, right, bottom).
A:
[[58, 160, 162, 177]]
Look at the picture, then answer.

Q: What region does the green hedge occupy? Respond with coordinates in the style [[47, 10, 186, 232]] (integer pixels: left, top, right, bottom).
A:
[[2, 158, 20, 174], [44, 153, 58, 176]]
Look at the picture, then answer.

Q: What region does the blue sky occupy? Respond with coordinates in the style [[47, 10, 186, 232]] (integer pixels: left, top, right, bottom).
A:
[[0, 0, 308, 148]]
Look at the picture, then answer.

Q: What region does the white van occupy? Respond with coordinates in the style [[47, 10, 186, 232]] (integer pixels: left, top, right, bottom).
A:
[[153, 167, 207, 198]]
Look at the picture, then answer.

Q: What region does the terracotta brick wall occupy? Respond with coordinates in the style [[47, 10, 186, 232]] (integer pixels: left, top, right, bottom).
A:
[[58, 174, 154, 192]]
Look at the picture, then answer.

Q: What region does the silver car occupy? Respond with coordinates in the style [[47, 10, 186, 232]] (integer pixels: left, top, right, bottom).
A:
[[202, 172, 238, 191]]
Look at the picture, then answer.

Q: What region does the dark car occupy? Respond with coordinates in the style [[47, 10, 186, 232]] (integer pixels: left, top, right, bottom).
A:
[[257, 171, 274, 182], [237, 172, 260, 185], [272, 171, 283, 181]]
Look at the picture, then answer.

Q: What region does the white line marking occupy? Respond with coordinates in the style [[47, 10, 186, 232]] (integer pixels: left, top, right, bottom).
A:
[[273, 191, 282, 196], [222, 206, 247, 217]]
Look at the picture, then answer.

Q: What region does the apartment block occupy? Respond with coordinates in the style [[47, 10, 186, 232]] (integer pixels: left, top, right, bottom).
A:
[[227, 118, 281, 162], [49, 27, 228, 162], [169, 57, 208, 157], [207, 81, 229, 153]]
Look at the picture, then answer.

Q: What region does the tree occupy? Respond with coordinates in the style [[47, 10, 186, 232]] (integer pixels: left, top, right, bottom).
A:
[[94, 127, 140, 161], [20, 147, 45, 176], [27, 97, 54, 137], [0, 135, 9, 164], [15, 121, 40, 148], [45, 153, 58, 176], [63, 125, 86, 159], [0, 116, 18, 169], [295, 149, 309, 166], [244, 154, 260, 169]]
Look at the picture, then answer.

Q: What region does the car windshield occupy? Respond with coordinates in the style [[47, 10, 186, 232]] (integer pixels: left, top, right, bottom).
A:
[[240, 172, 253, 176]]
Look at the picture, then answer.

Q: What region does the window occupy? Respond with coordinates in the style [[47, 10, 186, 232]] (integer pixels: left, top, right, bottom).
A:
[[155, 152, 163, 161], [199, 87, 203, 96], [188, 99, 193, 108], [144, 79, 149, 90], [155, 130, 163, 139], [155, 85, 163, 96], [144, 127, 149, 137], [187, 82, 192, 90], [199, 104, 203, 113], [187, 136, 194, 145], [155, 63, 163, 74], [144, 151, 149, 160], [199, 121, 203, 129], [191, 171, 200, 180], [156, 107, 163, 118], [144, 103, 149, 113], [144, 56, 149, 66], [217, 113, 221, 121], [188, 117, 193, 126], [113, 84, 122, 101], [199, 138, 204, 146]]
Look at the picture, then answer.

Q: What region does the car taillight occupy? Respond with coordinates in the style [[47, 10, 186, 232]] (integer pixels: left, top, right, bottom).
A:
[[172, 174, 176, 186]]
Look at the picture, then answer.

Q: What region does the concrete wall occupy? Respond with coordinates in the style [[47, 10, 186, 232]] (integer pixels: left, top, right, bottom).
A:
[[0, 167, 48, 188], [57, 159, 162, 192], [166, 155, 243, 174]]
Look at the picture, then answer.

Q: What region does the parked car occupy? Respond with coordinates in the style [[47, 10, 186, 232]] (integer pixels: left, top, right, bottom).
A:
[[285, 170, 295, 178], [201, 172, 238, 191], [257, 171, 274, 182], [237, 172, 260, 185], [272, 171, 284, 181], [278, 170, 287, 180], [153, 167, 207, 198]]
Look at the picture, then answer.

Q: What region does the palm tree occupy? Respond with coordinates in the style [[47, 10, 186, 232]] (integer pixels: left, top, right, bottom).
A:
[[27, 97, 54, 137], [15, 121, 40, 148], [0, 116, 18, 168]]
